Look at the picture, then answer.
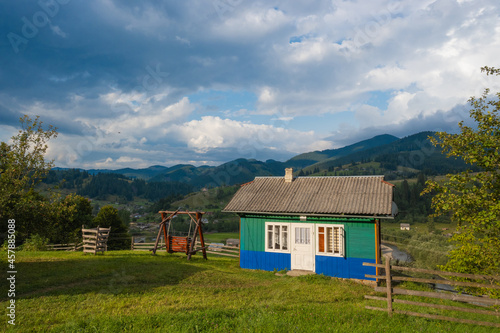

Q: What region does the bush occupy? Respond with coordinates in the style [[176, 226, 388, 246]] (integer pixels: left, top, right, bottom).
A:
[[22, 234, 49, 251]]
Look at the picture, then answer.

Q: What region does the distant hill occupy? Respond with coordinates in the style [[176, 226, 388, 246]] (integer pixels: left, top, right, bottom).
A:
[[58, 131, 477, 193], [286, 134, 399, 168], [300, 131, 474, 177], [85, 165, 170, 179]]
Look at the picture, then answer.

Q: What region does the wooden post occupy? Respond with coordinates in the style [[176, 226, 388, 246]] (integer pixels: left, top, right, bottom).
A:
[[152, 222, 164, 255], [197, 212, 207, 260], [96, 226, 100, 255], [131, 236, 134, 250], [375, 219, 381, 281], [187, 216, 198, 261], [386, 257, 393, 316], [162, 221, 168, 253]]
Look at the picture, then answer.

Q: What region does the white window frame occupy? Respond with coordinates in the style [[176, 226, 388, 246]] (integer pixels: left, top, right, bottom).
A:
[[265, 222, 291, 253], [316, 224, 345, 257]]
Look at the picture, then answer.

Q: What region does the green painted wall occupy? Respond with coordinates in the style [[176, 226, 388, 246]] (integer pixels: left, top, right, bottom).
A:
[[240, 214, 376, 259], [345, 222, 375, 259], [241, 216, 265, 252]]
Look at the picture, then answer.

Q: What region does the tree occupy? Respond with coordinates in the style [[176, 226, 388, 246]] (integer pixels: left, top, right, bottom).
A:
[[0, 115, 57, 242], [51, 194, 93, 244], [92, 205, 130, 250], [423, 67, 500, 289]]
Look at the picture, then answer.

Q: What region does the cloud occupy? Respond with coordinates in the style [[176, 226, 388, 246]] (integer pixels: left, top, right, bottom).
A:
[[167, 116, 332, 156]]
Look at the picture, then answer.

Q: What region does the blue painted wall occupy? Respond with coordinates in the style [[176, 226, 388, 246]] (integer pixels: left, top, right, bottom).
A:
[[240, 250, 291, 271], [315, 256, 376, 280]]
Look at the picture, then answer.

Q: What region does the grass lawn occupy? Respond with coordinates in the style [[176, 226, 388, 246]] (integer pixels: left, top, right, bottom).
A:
[[203, 232, 239, 243], [1, 250, 497, 332]]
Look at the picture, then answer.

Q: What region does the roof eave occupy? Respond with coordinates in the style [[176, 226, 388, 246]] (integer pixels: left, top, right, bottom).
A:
[[221, 209, 395, 220]]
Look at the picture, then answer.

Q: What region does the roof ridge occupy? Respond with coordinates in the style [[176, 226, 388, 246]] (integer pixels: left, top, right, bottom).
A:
[[254, 175, 385, 179]]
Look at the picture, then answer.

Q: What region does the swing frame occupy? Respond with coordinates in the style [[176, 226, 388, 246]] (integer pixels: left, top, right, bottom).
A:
[[151, 210, 207, 260]]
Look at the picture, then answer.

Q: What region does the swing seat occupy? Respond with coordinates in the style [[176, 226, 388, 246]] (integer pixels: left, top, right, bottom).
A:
[[166, 236, 192, 254]]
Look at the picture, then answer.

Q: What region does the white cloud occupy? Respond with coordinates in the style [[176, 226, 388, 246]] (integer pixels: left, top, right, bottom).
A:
[[167, 116, 332, 154], [101, 96, 194, 132], [212, 7, 290, 40]]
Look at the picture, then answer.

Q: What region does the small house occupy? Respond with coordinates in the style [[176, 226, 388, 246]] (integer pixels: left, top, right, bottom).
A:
[[226, 238, 240, 247], [223, 169, 397, 280], [400, 223, 410, 231]]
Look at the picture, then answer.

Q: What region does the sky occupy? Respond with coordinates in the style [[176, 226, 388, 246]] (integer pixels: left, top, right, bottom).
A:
[[1, 0, 499, 170]]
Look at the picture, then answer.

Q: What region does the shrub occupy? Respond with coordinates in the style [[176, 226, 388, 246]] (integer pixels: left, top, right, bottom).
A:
[[22, 234, 49, 251]]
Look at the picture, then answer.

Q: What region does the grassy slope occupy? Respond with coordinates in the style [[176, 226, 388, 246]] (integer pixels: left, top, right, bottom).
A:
[[1, 251, 496, 332]]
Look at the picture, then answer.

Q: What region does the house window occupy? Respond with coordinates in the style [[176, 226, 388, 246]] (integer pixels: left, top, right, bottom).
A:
[[294, 227, 310, 245], [265, 222, 290, 253], [316, 224, 344, 257]]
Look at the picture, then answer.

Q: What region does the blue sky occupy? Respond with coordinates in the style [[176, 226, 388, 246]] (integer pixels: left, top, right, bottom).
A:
[[1, 0, 499, 169]]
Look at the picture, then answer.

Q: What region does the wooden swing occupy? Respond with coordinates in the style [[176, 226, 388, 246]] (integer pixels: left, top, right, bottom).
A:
[[151, 210, 207, 260]]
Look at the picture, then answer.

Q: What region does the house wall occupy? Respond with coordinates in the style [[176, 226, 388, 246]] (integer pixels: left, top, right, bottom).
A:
[[240, 214, 376, 279]]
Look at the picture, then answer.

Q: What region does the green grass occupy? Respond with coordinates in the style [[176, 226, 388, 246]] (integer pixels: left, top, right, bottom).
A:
[[1, 251, 497, 332], [203, 232, 239, 243]]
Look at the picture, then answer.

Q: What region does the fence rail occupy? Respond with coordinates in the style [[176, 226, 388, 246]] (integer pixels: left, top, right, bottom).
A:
[[130, 237, 239, 258], [46, 243, 83, 251], [363, 259, 500, 328]]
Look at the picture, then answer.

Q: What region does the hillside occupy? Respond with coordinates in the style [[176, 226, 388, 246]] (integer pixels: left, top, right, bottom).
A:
[[300, 131, 474, 178], [287, 134, 399, 168]]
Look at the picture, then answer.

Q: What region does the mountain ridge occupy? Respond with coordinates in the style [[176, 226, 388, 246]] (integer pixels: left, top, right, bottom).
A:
[[53, 131, 475, 190]]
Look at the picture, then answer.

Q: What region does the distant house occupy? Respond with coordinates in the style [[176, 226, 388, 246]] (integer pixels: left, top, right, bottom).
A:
[[226, 239, 240, 247], [223, 169, 397, 280], [400, 223, 410, 231]]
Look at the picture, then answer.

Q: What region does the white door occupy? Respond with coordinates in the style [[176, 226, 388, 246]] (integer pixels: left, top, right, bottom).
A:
[[291, 223, 314, 271]]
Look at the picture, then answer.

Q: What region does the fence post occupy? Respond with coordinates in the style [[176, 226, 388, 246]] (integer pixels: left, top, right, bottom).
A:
[[131, 236, 134, 250], [386, 257, 393, 316]]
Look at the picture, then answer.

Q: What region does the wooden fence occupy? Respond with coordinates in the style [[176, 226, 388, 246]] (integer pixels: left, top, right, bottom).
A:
[[46, 242, 83, 251], [363, 259, 500, 328], [131, 237, 239, 258], [82, 226, 111, 254]]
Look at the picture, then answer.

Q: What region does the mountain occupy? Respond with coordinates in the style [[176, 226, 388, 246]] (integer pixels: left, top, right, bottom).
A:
[[85, 165, 170, 179], [300, 131, 473, 176], [149, 158, 287, 188], [60, 131, 476, 194], [286, 134, 399, 168]]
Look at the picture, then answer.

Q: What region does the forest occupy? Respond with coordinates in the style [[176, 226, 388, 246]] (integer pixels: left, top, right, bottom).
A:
[[44, 169, 194, 201]]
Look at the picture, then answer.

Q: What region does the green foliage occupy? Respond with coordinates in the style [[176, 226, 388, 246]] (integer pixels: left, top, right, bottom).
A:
[[44, 168, 90, 189], [117, 208, 131, 226], [93, 205, 131, 250], [0, 117, 91, 245], [21, 234, 49, 251], [423, 66, 500, 291], [51, 194, 93, 244], [74, 172, 193, 201], [393, 175, 435, 224], [0, 115, 57, 242]]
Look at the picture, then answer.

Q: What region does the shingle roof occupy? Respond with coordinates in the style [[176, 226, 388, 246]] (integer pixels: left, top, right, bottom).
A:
[[223, 175, 395, 217]]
